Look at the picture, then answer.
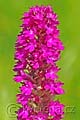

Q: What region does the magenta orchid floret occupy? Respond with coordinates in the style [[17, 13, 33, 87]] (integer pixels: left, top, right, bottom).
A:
[[14, 5, 64, 120], [49, 101, 64, 119]]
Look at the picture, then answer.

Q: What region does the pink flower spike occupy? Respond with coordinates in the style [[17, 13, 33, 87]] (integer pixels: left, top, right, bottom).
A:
[[13, 5, 64, 120]]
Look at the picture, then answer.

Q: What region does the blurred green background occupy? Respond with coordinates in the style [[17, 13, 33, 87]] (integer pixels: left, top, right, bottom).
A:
[[0, 0, 80, 120]]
